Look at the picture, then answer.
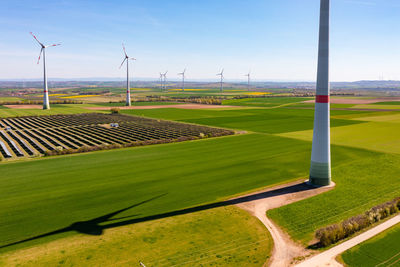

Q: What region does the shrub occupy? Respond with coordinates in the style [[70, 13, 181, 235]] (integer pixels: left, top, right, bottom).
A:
[[110, 108, 120, 114], [315, 197, 400, 247]]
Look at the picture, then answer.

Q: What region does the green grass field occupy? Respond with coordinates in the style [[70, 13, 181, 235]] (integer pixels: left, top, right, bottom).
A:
[[122, 108, 364, 134], [2, 96, 400, 265], [0, 206, 272, 267], [267, 153, 400, 243], [222, 97, 312, 107], [0, 104, 99, 118], [1, 133, 334, 252], [340, 223, 400, 266], [267, 108, 400, 244], [91, 101, 183, 107], [280, 121, 400, 154], [371, 101, 400, 105]]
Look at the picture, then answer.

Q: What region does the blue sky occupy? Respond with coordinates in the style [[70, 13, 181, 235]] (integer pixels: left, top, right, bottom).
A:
[[1, 0, 400, 81]]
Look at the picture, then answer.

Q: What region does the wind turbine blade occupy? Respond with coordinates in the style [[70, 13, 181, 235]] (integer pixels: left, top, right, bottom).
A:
[[30, 32, 44, 47], [122, 43, 128, 57], [37, 48, 43, 64], [46, 44, 61, 48], [119, 57, 127, 69], [130, 57, 136, 61]]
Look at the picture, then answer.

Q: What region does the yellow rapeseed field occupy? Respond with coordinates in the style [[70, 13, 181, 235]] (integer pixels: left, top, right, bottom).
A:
[[246, 92, 272, 96], [38, 94, 67, 97], [60, 95, 98, 99]]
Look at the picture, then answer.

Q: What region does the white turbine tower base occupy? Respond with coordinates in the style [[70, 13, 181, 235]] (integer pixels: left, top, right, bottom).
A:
[[310, 0, 331, 186], [119, 43, 136, 107], [30, 32, 60, 110]]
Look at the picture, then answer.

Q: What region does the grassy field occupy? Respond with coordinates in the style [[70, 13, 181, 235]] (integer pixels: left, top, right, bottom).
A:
[[340, 223, 400, 267], [0, 104, 100, 118], [0, 133, 314, 252], [91, 101, 184, 107], [352, 104, 400, 110], [2, 96, 399, 265], [371, 101, 400, 105], [0, 97, 24, 102], [0, 206, 272, 267], [267, 108, 400, 244], [222, 97, 312, 107], [267, 153, 400, 243], [280, 121, 400, 154], [122, 108, 364, 134]]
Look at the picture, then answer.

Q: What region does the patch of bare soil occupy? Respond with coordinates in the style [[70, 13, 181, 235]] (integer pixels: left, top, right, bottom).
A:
[[234, 180, 335, 267], [304, 97, 400, 104], [85, 104, 236, 110], [3, 105, 42, 109]]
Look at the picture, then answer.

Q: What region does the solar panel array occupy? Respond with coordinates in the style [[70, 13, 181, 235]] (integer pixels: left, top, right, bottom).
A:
[[0, 113, 233, 159]]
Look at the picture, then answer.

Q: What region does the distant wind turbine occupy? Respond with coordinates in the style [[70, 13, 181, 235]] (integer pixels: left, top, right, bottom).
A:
[[162, 71, 168, 91], [216, 69, 224, 92], [159, 73, 163, 91], [178, 68, 186, 91], [119, 43, 136, 106], [245, 71, 251, 91], [30, 32, 60, 110]]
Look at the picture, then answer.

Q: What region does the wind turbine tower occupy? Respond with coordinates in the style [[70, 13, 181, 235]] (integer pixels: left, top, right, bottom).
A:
[[30, 32, 60, 110], [119, 43, 136, 106], [178, 68, 186, 91], [310, 0, 331, 186], [159, 73, 163, 91], [216, 69, 224, 92], [245, 71, 251, 91], [162, 71, 168, 91]]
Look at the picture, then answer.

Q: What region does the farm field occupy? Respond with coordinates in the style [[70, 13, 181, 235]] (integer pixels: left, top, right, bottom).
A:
[[0, 206, 272, 267], [279, 116, 400, 154], [122, 107, 365, 134], [122, 103, 400, 246], [2, 96, 400, 265], [222, 97, 312, 107], [0, 104, 95, 118], [0, 103, 375, 258], [267, 153, 400, 243], [267, 109, 400, 244], [340, 223, 400, 267]]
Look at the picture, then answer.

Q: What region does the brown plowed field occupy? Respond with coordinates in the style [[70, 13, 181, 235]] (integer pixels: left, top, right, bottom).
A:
[[304, 97, 400, 104]]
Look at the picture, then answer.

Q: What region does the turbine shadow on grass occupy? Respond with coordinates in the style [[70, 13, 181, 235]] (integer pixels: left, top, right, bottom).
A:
[[1, 182, 314, 250]]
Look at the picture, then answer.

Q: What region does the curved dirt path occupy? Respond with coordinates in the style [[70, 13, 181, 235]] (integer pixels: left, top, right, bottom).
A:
[[295, 215, 400, 267], [234, 180, 335, 267]]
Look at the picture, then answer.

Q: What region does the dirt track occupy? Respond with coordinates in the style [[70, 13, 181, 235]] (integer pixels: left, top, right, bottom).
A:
[[4, 105, 42, 109], [295, 215, 400, 267], [304, 97, 400, 104], [234, 181, 335, 267], [85, 104, 236, 110]]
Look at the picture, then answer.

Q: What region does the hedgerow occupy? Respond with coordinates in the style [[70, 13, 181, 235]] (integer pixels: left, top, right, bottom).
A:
[[315, 197, 400, 247]]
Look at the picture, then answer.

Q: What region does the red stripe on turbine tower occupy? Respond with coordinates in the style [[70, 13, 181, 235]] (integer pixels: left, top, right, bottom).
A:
[[316, 95, 330, 103]]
